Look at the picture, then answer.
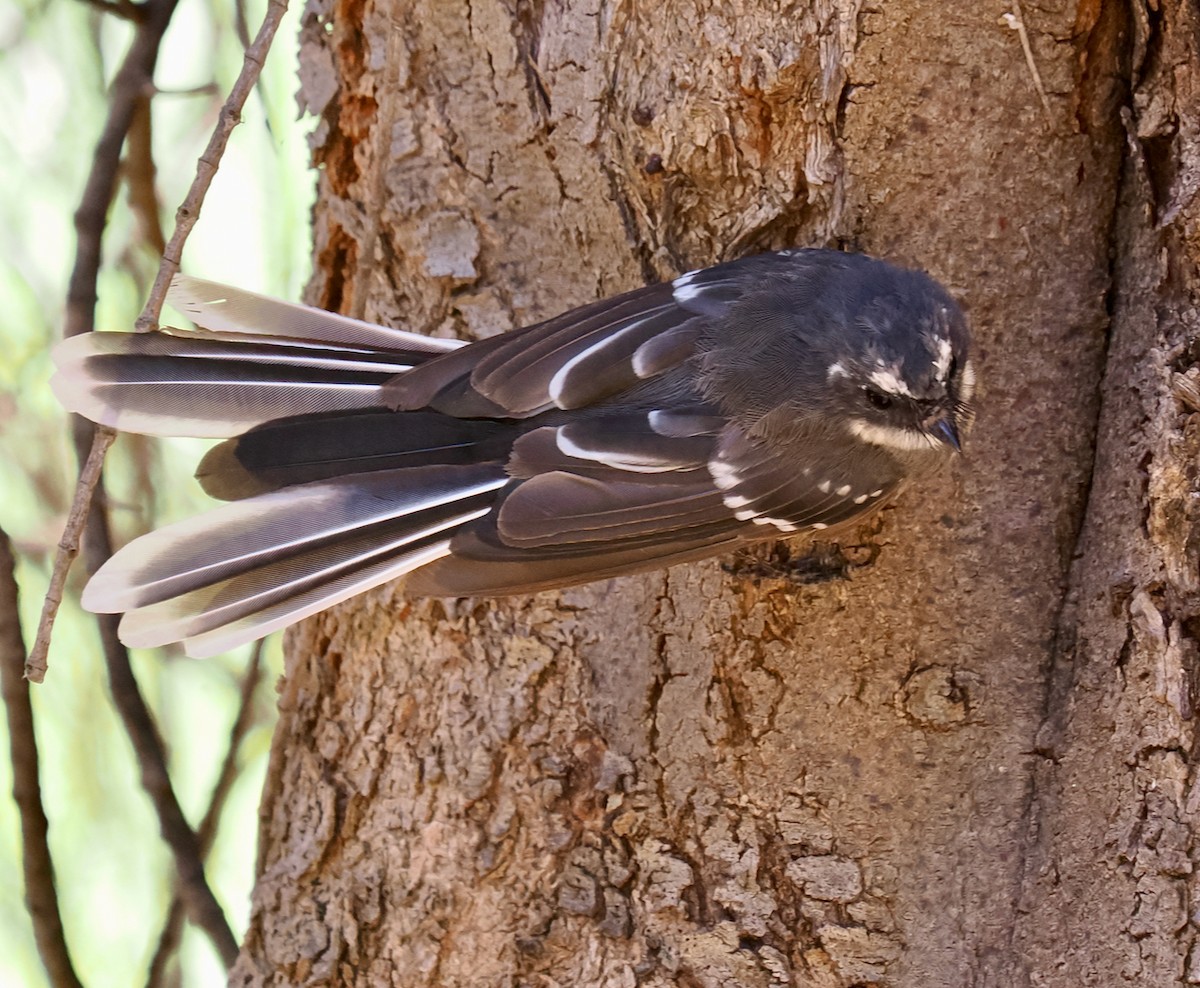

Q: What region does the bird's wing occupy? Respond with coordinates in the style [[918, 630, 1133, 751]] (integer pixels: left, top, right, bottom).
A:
[[405, 413, 902, 596], [382, 254, 794, 417], [706, 422, 903, 535]]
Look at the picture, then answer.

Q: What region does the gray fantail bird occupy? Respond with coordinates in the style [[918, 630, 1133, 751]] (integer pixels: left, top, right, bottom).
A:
[[52, 249, 975, 657]]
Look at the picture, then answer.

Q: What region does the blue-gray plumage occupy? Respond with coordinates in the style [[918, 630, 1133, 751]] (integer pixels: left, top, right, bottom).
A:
[[52, 249, 974, 656]]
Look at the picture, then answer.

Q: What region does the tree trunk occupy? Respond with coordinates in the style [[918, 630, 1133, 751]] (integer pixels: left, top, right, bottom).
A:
[[230, 1, 1200, 985]]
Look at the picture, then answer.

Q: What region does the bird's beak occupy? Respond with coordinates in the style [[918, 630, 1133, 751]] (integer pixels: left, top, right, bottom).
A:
[[928, 417, 962, 453]]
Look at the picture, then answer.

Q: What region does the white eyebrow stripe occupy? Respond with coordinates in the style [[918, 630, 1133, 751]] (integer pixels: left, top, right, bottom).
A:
[[933, 337, 953, 380], [867, 367, 914, 397]]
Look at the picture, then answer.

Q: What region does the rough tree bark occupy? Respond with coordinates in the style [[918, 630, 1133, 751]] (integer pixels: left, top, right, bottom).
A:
[[229, 1, 1200, 985]]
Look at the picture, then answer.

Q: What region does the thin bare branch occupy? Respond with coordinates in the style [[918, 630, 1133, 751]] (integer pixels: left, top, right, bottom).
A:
[[0, 530, 86, 988], [41, 0, 292, 673], [34, 0, 267, 965], [231, 0, 278, 142], [25, 426, 115, 684], [34, 0, 181, 679], [36, 0, 292, 965], [145, 644, 266, 988], [137, 0, 292, 331]]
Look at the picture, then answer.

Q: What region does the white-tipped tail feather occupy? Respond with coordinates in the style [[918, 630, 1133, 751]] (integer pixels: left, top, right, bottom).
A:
[[88, 467, 506, 657], [150, 539, 461, 658], [51, 331, 394, 437], [118, 522, 480, 657], [52, 276, 467, 438]]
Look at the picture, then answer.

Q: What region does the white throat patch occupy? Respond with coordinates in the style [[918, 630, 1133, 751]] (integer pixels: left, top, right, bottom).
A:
[[849, 418, 941, 451]]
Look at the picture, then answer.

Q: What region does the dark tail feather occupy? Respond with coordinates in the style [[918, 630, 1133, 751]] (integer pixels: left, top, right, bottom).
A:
[[196, 411, 515, 499]]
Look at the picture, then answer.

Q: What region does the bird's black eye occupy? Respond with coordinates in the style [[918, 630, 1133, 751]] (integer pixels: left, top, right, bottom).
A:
[[863, 387, 893, 411]]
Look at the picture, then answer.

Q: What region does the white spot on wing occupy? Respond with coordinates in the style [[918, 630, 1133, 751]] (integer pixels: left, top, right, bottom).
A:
[[836, 484, 851, 496], [818, 480, 831, 493], [547, 315, 657, 408], [709, 459, 741, 490], [630, 343, 658, 378], [555, 428, 681, 473], [672, 270, 702, 303], [752, 516, 799, 533], [827, 362, 848, 381]]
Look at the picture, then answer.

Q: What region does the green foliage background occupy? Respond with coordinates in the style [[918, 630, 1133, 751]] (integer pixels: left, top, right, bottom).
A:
[[0, 0, 313, 983]]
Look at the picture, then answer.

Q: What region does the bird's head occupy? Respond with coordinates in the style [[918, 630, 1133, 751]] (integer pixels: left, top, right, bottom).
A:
[[821, 287, 975, 455], [695, 251, 975, 458]]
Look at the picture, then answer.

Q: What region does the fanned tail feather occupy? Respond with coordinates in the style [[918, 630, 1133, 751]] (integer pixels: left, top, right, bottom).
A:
[[87, 465, 507, 657], [57, 277, 521, 654], [196, 410, 514, 500], [140, 538, 461, 658], [51, 276, 462, 438], [51, 331, 404, 437]]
